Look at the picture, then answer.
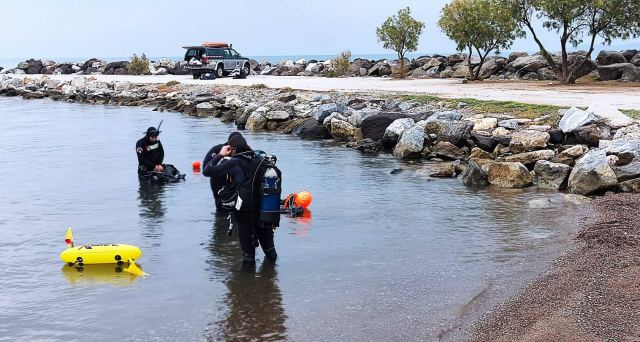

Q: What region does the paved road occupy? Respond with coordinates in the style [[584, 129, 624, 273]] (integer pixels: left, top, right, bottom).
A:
[[12, 74, 640, 109]]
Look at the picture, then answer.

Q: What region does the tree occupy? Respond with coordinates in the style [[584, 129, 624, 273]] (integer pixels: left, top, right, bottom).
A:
[[506, 0, 640, 84], [376, 7, 425, 78], [439, 0, 523, 80]]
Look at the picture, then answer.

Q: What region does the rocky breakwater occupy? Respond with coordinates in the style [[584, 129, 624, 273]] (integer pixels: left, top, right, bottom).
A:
[[2, 74, 639, 195], [5, 49, 640, 83], [0, 58, 190, 76]]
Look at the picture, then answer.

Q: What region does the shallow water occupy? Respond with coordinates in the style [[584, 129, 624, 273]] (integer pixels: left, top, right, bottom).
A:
[[0, 97, 581, 341]]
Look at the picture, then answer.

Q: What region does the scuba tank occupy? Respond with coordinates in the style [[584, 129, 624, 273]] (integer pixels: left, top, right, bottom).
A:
[[258, 161, 282, 227]]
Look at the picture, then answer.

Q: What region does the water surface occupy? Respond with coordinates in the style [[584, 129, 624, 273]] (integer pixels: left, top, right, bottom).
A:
[[0, 97, 581, 341]]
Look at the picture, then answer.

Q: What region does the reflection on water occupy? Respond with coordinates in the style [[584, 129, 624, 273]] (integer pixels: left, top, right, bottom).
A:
[[61, 264, 140, 287], [205, 211, 288, 341]]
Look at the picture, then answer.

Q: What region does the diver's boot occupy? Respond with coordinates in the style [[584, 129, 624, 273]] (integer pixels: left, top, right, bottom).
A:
[[264, 247, 278, 263], [242, 253, 256, 270]]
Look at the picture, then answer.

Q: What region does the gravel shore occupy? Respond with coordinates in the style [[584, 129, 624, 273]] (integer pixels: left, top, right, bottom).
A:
[[468, 193, 640, 342]]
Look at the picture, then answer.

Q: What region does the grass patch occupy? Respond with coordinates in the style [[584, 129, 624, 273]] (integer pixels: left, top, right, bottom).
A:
[[165, 80, 180, 87], [622, 109, 640, 119], [249, 83, 268, 89], [403, 95, 563, 120]]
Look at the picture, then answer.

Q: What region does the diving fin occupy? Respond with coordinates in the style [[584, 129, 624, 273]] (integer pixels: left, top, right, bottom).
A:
[[124, 259, 149, 276]]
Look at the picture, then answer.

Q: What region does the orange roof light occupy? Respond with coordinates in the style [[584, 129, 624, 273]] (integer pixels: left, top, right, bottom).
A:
[[202, 42, 230, 48]]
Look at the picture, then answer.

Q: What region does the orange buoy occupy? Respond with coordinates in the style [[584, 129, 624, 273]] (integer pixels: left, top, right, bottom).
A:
[[192, 160, 201, 172], [294, 191, 312, 208]]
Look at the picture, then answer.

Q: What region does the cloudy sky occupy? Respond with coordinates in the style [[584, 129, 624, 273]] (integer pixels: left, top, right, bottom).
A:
[[1, 0, 638, 58]]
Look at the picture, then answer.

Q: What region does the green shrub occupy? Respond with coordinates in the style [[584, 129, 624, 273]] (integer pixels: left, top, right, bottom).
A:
[[249, 83, 268, 89], [165, 80, 180, 86], [327, 50, 351, 78], [128, 53, 150, 75]]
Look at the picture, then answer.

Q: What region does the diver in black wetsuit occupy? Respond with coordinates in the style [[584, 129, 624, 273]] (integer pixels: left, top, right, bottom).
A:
[[203, 140, 277, 268], [203, 132, 244, 210], [136, 127, 164, 176]]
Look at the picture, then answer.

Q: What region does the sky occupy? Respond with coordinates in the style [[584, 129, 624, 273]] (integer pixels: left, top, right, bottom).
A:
[[0, 0, 638, 59]]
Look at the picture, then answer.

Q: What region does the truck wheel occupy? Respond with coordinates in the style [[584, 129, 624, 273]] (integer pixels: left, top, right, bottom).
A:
[[242, 63, 250, 77], [192, 72, 200, 79], [216, 64, 224, 78]]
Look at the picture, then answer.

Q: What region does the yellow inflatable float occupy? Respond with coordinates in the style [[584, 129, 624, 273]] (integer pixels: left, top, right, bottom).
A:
[[59, 228, 147, 276]]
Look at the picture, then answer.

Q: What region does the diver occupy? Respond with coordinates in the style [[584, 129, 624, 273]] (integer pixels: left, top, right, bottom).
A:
[[203, 139, 278, 268], [136, 126, 164, 176], [203, 132, 245, 210]]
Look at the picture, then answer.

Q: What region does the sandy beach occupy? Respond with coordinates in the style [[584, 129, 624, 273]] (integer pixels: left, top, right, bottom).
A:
[[10, 74, 640, 110]]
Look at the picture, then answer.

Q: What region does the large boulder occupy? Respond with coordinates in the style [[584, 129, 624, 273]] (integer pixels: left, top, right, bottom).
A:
[[360, 112, 418, 141], [383, 118, 415, 147], [479, 58, 506, 79], [263, 110, 291, 121], [487, 162, 533, 188], [292, 117, 331, 139], [509, 55, 548, 73], [330, 118, 357, 141], [568, 149, 618, 195], [393, 125, 425, 159], [558, 144, 589, 159], [597, 63, 635, 81], [436, 120, 474, 146], [425, 110, 463, 122], [619, 178, 640, 193], [620, 65, 640, 82], [574, 124, 605, 147], [586, 103, 633, 129], [196, 102, 215, 116], [631, 54, 640, 67], [507, 52, 528, 64], [431, 141, 466, 160], [313, 103, 347, 122], [596, 50, 627, 65], [246, 112, 268, 131], [471, 131, 498, 152], [534, 160, 571, 189], [558, 107, 597, 133], [462, 160, 489, 186], [505, 149, 555, 166], [471, 117, 498, 131], [509, 130, 550, 153], [613, 159, 640, 182]]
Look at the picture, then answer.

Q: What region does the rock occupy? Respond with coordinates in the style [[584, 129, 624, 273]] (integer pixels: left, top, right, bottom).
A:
[[498, 119, 519, 130], [361, 113, 402, 141], [558, 107, 597, 133], [613, 159, 640, 182], [479, 58, 506, 79], [568, 149, 618, 195], [471, 131, 498, 152], [153, 67, 168, 75], [510, 130, 550, 152], [620, 65, 640, 82], [313, 103, 347, 122], [462, 160, 489, 186], [246, 112, 268, 131], [613, 124, 640, 141], [534, 160, 571, 189], [429, 163, 456, 177], [398, 102, 416, 111], [509, 55, 548, 73], [586, 103, 633, 129], [505, 150, 555, 166], [470, 147, 493, 159], [436, 121, 474, 146], [348, 109, 377, 127], [597, 63, 635, 81], [453, 66, 470, 78], [537, 67, 557, 80], [487, 162, 532, 188], [447, 53, 466, 65], [330, 118, 357, 141], [599, 139, 640, 156], [263, 110, 290, 121], [631, 54, 640, 67], [471, 118, 498, 131], [547, 129, 565, 144], [278, 94, 296, 103], [618, 178, 640, 193], [292, 118, 331, 140], [425, 110, 462, 122], [440, 68, 454, 78], [507, 52, 528, 64], [574, 124, 603, 147], [559, 144, 589, 159], [383, 118, 415, 147], [596, 50, 627, 65], [622, 50, 639, 62], [196, 102, 215, 116], [614, 151, 636, 166], [393, 125, 425, 159], [431, 141, 466, 160]]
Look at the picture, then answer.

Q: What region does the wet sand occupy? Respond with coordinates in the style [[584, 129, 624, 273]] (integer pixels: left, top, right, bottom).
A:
[[10, 74, 640, 109], [468, 193, 640, 342]]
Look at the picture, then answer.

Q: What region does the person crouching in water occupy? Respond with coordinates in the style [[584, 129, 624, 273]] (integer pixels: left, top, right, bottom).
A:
[[136, 127, 164, 176], [203, 139, 278, 268]]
